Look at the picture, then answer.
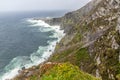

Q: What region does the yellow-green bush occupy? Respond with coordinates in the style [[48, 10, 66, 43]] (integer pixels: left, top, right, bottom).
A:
[[41, 63, 101, 80]]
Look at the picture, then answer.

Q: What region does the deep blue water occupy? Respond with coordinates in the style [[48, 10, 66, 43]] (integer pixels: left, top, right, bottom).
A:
[[0, 11, 66, 79]]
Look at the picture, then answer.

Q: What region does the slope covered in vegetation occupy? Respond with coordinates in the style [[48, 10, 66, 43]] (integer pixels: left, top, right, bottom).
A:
[[14, 0, 120, 80], [47, 0, 120, 79], [41, 63, 100, 80], [14, 63, 100, 80]]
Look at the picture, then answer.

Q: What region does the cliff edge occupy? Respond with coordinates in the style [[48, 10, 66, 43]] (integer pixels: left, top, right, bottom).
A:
[[48, 0, 120, 80], [14, 0, 120, 80]]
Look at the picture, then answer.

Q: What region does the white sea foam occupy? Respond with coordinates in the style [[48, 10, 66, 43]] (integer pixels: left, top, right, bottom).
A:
[[0, 18, 65, 80]]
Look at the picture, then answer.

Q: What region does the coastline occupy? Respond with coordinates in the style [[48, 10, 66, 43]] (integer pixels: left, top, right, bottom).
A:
[[7, 0, 120, 79], [1, 18, 65, 80]]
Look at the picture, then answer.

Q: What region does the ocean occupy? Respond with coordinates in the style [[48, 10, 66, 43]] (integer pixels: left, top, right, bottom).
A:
[[0, 11, 66, 80]]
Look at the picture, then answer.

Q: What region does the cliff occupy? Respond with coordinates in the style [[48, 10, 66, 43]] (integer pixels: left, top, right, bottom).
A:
[[48, 0, 120, 79], [13, 0, 120, 80]]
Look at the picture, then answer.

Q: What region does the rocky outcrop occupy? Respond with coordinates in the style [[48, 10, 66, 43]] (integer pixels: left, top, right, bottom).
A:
[[13, 0, 120, 80], [48, 0, 120, 80], [44, 17, 62, 26]]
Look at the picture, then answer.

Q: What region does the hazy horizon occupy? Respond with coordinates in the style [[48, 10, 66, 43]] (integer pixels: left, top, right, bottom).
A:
[[0, 0, 91, 12]]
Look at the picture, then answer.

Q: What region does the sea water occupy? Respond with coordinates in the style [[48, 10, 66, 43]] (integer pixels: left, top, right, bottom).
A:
[[0, 11, 66, 80]]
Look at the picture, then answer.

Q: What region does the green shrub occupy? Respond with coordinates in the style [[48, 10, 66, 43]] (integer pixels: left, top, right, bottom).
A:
[[41, 63, 101, 80]]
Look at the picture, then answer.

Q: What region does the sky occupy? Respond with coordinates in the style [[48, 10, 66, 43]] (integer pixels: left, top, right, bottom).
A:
[[0, 0, 91, 12]]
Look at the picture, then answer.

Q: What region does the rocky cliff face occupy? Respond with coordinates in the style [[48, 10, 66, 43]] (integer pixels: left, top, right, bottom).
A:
[[48, 0, 120, 80], [13, 0, 120, 80]]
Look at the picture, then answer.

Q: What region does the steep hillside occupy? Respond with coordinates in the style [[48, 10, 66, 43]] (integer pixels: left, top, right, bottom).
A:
[[48, 0, 120, 80], [14, 63, 100, 80], [13, 0, 120, 80]]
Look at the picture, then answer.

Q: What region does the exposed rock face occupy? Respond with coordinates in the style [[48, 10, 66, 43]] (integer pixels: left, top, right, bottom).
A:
[[13, 0, 120, 80], [48, 0, 120, 80], [44, 17, 62, 26]]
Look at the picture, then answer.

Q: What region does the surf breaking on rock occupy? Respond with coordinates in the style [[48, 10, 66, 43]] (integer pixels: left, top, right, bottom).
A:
[[0, 18, 65, 80]]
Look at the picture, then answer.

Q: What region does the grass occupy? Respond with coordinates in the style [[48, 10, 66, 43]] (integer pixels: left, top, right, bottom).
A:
[[41, 63, 101, 80], [49, 46, 76, 62], [14, 63, 101, 80], [76, 48, 89, 61]]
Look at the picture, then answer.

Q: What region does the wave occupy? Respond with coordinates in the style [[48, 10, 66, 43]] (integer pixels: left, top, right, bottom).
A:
[[0, 18, 65, 80]]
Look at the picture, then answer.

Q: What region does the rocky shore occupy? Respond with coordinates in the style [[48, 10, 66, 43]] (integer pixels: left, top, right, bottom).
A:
[[13, 0, 120, 80]]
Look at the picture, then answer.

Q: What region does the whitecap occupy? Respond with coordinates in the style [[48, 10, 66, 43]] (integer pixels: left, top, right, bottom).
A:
[[0, 18, 65, 80]]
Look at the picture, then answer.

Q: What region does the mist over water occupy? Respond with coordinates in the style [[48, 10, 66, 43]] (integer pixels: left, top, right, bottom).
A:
[[0, 11, 65, 80]]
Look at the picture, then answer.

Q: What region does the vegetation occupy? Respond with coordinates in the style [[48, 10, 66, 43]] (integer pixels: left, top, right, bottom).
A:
[[14, 63, 101, 80], [116, 74, 120, 80], [41, 63, 101, 80], [13, 0, 120, 80], [75, 48, 89, 60], [49, 46, 76, 62]]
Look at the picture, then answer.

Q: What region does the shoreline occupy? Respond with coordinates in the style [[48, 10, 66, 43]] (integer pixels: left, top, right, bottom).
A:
[[1, 18, 65, 80]]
